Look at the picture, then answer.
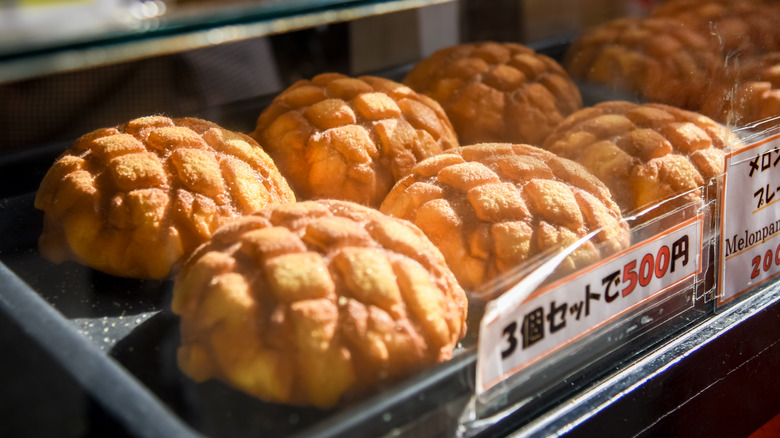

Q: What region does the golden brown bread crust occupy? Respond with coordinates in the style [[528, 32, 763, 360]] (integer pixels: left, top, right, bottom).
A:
[[542, 101, 740, 219], [564, 17, 721, 110], [251, 73, 459, 208], [34, 116, 295, 279], [652, 0, 780, 58], [404, 42, 583, 146], [700, 52, 780, 126], [379, 143, 629, 291], [171, 199, 467, 408]]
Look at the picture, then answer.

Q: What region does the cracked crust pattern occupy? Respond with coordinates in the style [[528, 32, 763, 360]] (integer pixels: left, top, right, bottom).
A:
[[564, 17, 721, 111], [404, 42, 583, 146], [543, 101, 740, 220], [35, 116, 295, 279], [251, 73, 459, 208], [380, 143, 629, 291], [172, 199, 467, 408]]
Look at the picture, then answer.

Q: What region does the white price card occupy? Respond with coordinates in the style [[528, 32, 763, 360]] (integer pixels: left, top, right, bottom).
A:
[[476, 215, 704, 394], [719, 134, 780, 305]]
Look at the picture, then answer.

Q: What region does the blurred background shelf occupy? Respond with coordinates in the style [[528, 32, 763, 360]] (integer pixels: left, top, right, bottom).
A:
[[0, 0, 451, 83]]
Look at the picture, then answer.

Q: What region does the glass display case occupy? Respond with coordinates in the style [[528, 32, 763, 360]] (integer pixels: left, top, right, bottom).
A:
[[1, 1, 779, 437]]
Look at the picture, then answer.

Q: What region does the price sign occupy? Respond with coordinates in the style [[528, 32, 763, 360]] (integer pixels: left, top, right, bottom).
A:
[[719, 134, 780, 305], [477, 216, 703, 394]]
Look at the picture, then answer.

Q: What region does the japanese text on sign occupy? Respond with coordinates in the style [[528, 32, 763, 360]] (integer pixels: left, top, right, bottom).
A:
[[720, 135, 780, 305], [477, 216, 703, 394]]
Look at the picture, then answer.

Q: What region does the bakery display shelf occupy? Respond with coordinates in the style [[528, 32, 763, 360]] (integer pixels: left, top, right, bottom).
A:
[[0, 0, 451, 84], [2, 195, 775, 438], [0, 35, 746, 432], [3, 24, 771, 433], [0, 135, 727, 438], [3, 0, 780, 434]]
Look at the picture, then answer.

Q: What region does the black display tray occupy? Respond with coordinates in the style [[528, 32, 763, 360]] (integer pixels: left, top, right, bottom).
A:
[[0, 187, 483, 438], [0, 189, 713, 438]]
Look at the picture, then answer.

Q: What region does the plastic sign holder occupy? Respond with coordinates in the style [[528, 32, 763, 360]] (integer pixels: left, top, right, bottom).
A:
[[458, 190, 714, 437], [477, 215, 704, 395], [719, 131, 780, 306]]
